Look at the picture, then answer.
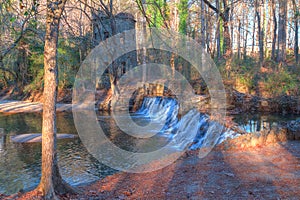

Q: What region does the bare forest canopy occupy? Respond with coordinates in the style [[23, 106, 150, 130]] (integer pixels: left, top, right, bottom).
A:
[[0, 0, 299, 100]]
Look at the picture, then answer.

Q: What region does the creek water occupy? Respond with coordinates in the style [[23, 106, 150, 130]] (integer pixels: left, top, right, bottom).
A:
[[233, 113, 300, 133], [0, 97, 299, 195]]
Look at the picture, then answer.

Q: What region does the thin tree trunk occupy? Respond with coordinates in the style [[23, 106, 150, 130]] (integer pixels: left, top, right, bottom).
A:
[[201, 0, 206, 49], [263, 1, 268, 58], [292, 0, 299, 63], [237, 19, 241, 60], [277, 0, 287, 63], [230, 0, 234, 50], [37, 0, 74, 199], [295, 17, 299, 63], [216, 0, 221, 58], [206, 6, 211, 54], [223, 1, 232, 58], [256, 0, 264, 65], [252, 15, 256, 54], [271, 0, 277, 60], [243, 10, 249, 60], [203, 0, 232, 58]]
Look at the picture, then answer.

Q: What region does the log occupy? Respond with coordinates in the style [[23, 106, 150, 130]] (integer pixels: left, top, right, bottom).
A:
[[10, 133, 77, 143]]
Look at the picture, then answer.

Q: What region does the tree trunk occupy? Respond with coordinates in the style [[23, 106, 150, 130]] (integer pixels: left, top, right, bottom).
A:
[[277, 0, 287, 63], [216, 0, 221, 58], [230, 0, 234, 50], [295, 16, 299, 64], [206, 6, 211, 54], [203, 0, 232, 58], [292, 0, 299, 63], [243, 9, 249, 60], [237, 19, 241, 60], [271, 0, 277, 60], [223, 5, 232, 58], [256, 0, 264, 65], [252, 16, 256, 55], [36, 0, 74, 199], [201, 0, 206, 49], [263, 1, 267, 58]]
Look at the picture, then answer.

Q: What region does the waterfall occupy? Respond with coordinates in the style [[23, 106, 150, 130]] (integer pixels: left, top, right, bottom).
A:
[[135, 97, 240, 151], [135, 97, 179, 135]]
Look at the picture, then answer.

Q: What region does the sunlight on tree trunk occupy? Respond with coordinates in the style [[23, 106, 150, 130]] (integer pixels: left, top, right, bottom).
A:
[[36, 0, 74, 199]]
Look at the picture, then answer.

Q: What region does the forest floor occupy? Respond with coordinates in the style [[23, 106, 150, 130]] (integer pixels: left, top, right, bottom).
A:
[[10, 141, 300, 200]]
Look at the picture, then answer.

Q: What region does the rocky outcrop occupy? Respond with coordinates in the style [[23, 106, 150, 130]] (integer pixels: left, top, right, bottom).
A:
[[218, 119, 300, 150], [218, 127, 288, 150], [287, 119, 300, 140]]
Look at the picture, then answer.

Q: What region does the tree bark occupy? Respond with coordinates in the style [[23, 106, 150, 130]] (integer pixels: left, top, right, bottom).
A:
[[201, 0, 206, 49], [36, 0, 74, 199], [255, 0, 264, 65], [203, 0, 232, 58], [277, 0, 287, 63], [292, 0, 299, 63], [243, 9, 249, 60], [216, 0, 221, 58], [271, 0, 277, 60], [230, 0, 234, 50], [222, 0, 232, 58], [252, 16, 256, 55], [237, 19, 241, 59]]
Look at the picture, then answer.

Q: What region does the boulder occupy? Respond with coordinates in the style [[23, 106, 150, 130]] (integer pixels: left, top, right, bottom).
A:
[[287, 119, 300, 140]]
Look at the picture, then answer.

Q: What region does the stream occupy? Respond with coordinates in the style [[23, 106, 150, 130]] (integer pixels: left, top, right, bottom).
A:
[[0, 97, 299, 195]]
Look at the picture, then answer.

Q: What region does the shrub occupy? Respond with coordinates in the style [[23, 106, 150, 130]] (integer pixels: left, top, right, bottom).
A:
[[264, 69, 299, 96]]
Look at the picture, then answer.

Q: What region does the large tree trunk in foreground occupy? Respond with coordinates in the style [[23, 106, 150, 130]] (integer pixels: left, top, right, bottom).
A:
[[36, 0, 74, 199]]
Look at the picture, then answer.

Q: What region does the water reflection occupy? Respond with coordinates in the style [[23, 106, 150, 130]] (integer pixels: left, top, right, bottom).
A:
[[233, 113, 300, 133], [0, 111, 172, 195], [0, 128, 4, 152], [0, 112, 116, 195]]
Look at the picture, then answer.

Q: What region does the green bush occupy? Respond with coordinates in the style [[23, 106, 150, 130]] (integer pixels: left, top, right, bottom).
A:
[[23, 68, 44, 94], [57, 39, 80, 89], [264, 70, 299, 96]]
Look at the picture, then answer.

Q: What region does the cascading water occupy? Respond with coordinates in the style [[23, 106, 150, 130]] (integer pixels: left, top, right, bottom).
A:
[[135, 97, 240, 151], [135, 97, 179, 135]]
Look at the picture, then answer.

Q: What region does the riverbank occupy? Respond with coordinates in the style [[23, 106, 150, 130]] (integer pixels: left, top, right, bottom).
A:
[[0, 100, 73, 113], [8, 140, 300, 199]]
